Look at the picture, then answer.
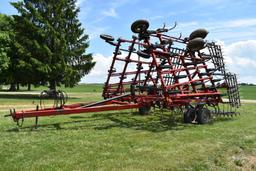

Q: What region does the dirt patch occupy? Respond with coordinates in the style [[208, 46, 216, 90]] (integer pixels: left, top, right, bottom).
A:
[[247, 155, 256, 168], [232, 154, 256, 170]]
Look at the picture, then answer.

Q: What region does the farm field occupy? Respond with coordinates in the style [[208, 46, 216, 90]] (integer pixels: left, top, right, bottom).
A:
[[0, 84, 255, 170], [239, 85, 256, 100]]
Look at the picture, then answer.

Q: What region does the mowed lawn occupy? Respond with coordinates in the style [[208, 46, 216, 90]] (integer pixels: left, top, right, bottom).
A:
[[0, 85, 255, 170]]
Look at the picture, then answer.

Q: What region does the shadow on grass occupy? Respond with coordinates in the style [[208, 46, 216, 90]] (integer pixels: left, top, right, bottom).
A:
[[7, 116, 105, 132], [6, 109, 236, 133], [92, 110, 186, 132], [6, 110, 197, 133], [214, 116, 236, 122], [0, 94, 39, 100], [0, 93, 79, 100]]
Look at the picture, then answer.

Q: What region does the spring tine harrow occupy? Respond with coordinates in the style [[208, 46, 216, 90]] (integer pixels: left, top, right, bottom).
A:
[[6, 19, 241, 126]]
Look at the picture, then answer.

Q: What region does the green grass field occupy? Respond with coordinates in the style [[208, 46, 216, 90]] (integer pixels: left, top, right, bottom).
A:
[[239, 85, 256, 100], [0, 84, 255, 170], [2, 84, 256, 99]]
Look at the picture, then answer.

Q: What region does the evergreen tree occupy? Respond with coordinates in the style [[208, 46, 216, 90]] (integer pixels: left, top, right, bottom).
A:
[[0, 14, 20, 91], [0, 14, 11, 81], [11, 0, 95, 90]]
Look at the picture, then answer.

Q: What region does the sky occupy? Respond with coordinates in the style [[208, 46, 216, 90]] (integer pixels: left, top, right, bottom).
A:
[[1, 0, 256, 83]]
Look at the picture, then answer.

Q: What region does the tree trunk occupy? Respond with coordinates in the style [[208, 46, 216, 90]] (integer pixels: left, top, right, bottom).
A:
[[27, 83, 31, 91], [9, 83, 16, 91], [17, 83, 20, 91], [49, 81, 56, 91]]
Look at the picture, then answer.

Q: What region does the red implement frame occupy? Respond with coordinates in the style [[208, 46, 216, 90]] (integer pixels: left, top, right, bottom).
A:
[[6, 20, 240, 126]]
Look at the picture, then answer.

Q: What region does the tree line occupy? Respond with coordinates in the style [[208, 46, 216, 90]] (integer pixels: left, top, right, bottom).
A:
[[0, 0, 95, 91]]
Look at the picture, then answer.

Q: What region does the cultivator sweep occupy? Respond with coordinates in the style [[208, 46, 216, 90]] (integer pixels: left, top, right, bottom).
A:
[[6, 19, 240, 126]]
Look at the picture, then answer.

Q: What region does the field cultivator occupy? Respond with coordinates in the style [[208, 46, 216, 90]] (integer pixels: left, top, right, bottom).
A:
[[6, 19, 241, 126]]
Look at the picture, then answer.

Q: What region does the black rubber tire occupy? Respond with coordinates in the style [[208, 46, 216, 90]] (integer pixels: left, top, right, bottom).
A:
[[189, 28, 209, 40], [131, 19, 149, 33], [100, 34, 114, 41], [139, 105, 151, 115], [187, 37, 205, 51], [137, 50, 150, 59], [196, 108, 212, 124], [184, 108, 196, 123]]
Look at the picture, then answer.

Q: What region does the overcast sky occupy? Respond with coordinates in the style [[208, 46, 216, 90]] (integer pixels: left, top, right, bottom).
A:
[[1, 0, 256, 83]]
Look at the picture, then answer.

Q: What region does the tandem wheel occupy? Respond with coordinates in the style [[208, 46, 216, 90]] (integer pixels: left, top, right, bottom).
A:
[[183, 108, 196, 123], [139, 105, 151, 115], [183, 107, 212, 124], [197, 108, 212, 124]]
